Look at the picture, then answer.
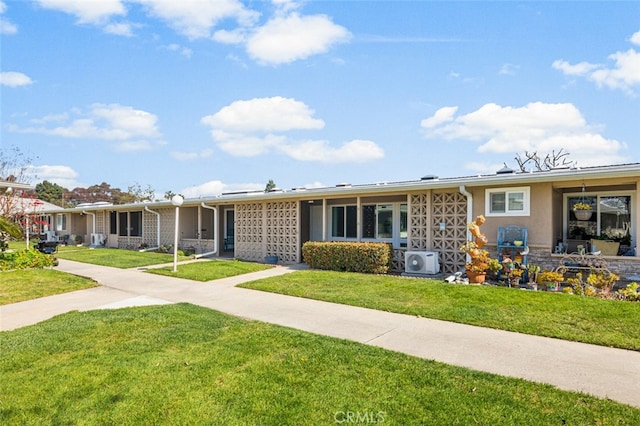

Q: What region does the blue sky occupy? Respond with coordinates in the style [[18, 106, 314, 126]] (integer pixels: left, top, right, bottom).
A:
[[1, 1, 639, 198]]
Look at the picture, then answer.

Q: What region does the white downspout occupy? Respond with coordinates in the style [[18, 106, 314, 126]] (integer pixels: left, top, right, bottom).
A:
[[195, 202, 218, 258], [144, 206, 161, 250], [82, 210, 95, 245], [459, 185, 473, 263]]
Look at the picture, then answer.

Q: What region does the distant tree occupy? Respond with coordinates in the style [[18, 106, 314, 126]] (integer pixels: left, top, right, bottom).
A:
[[35, 180, 66, 206], [514, 149, 575, 172], [265, 179, 277, 192], [126, 182, 155, 203], [0, 147, 38, 238], [164, 190, 176, 200]]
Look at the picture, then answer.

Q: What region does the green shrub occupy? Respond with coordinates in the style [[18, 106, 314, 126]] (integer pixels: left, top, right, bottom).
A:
[[0, 249, 55, 271], [302, 241, 393, 274]]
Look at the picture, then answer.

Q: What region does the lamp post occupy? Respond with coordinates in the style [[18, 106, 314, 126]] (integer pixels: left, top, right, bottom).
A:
[[171, 195, 184, 272]]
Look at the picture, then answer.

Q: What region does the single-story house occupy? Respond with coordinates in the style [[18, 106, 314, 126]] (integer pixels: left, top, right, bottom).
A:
[[40, 163, 640, 278]]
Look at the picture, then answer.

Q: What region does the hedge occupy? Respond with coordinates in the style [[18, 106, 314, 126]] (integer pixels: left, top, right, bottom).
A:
[[302, 241, 393, 274]]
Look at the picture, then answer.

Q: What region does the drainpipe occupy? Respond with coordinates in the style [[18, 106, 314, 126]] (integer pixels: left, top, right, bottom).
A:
[[143, 206, 161, 251], [195, 203, 218, 258], [82, 210, 96, 245], [459, 185, 473, 262]]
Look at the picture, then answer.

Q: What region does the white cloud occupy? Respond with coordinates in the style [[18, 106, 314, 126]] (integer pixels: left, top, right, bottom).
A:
[[552, 60, 599, 76], [202, 96, 324, 132], [37, 0, 125, 24], [553, 30, 640, 95], [246, 12, 351, 65], [11, 104, 163, 150], [421, 102, 627, 167], [0, 71, 33, 87], [135, 0, 258, 39], [279, 139, 384, 163], [420, 106, 457, 129], [163, 43, 193, 58], [181, 180, 263, 198], [0, 0, 17, 34], [202, 96, 384, 163], [498, 63, 519, 75], [27, 164, 81, 189], [103, 22, 134, 37], [170, 148, 213, 161]]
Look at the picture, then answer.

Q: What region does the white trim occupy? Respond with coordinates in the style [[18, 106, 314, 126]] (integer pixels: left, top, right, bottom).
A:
[[485, 186, 530, 217]]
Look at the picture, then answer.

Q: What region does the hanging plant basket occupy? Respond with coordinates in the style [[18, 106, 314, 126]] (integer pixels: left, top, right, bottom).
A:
[[574, 209, 592, 221]]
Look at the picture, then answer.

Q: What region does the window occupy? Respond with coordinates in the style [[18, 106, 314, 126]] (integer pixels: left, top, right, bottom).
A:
[[56, 214, 67, 231], [130, 211, 142, 237], [331, 206, 357, 238], [110, 211, 117, 235], [330, 202, 407, 247], [486, 187, 530, 216], [566, 193, 633, 250], [118, 212, 128, 236]]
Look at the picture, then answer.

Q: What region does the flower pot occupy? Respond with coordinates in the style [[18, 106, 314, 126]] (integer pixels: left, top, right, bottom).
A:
[[574, 209, 592, 221], [264, 255, 279, 265], [466, 271, 486, 284]]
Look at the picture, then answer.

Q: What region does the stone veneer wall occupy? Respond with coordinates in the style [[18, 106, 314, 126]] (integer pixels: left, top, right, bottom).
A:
[[488, 245, 640, 282]]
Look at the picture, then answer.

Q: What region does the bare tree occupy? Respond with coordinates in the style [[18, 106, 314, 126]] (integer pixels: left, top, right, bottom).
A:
[[514, 149, 575, 172]]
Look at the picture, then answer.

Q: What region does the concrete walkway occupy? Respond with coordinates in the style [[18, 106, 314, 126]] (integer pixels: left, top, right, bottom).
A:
[[2, 259, 639, 408]]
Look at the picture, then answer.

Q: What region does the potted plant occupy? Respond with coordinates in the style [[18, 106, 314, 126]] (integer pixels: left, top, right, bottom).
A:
[[460, 215, 493, 284], [539, 270, 564, 292], [487, 258, 502, 281], [460, 241, 490, 284], [264, 254, 279, 265], [527, 264, 541, 290], [573, 202, 593, 221]]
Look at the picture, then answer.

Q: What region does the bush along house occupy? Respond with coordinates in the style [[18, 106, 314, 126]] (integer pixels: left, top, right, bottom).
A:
[[41, 163, 640, 280]]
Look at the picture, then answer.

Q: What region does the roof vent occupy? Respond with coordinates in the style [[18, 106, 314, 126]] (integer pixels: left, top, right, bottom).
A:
[[421, 175, 439, 181], [496, 164, 515, 175], [336, 183, 351, 188]]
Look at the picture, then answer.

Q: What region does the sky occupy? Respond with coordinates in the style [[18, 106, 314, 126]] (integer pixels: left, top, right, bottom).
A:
[[1, 0, 639, 199]]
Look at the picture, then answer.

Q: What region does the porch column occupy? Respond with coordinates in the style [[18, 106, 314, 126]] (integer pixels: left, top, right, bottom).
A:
[[322, 198, 327, 241], [636, 179, 640, 256], [357, 196, 362, 241]]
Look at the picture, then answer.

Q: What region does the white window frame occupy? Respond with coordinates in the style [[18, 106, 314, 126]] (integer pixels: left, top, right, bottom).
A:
[[328, 202, 407, 247], [485, 186, 530, 217], [56, 214, 68, 231]]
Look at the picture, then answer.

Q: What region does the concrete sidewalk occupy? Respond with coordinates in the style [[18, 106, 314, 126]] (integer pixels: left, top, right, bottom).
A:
[[2, 259, 639, 408]]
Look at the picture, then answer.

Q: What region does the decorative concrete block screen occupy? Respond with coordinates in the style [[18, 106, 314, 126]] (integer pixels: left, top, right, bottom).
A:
[[265, 201, 299, 263], [236, 201, 299, 263], [143, 210, 158, 247], [409, 192, 467, 274], [236, 202, 265, 262]]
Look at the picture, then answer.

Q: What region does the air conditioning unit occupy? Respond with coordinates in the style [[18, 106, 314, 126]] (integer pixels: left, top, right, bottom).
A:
[[405, 251, 440, 274], [90, 233, 105, 247]]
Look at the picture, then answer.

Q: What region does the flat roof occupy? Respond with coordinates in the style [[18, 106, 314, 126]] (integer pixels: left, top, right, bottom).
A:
[[42, 162, 640, 213]]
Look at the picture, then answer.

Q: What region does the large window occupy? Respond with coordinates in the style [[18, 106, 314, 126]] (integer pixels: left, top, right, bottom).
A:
[[110, 211, 117, 234], [486, 187, 530, 216], [566, 193, 632, 250], [130, 211, 142, 237], [330, 203, 407, 247]]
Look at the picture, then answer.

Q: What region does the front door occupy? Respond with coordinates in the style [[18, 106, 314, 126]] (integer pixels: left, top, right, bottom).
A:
[[224, 209, 235, 251]]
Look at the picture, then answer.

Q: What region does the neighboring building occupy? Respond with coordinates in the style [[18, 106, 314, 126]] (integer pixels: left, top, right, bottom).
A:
[[41, 163, 640, 278]]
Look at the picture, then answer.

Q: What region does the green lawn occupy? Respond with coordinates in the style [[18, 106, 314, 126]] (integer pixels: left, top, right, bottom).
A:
[[1, 304, 637, 425], [239, 270, 640, 351], [55, 247, 192, 268], [0, 269, 98, 305], [146, 259, 273, 281]]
